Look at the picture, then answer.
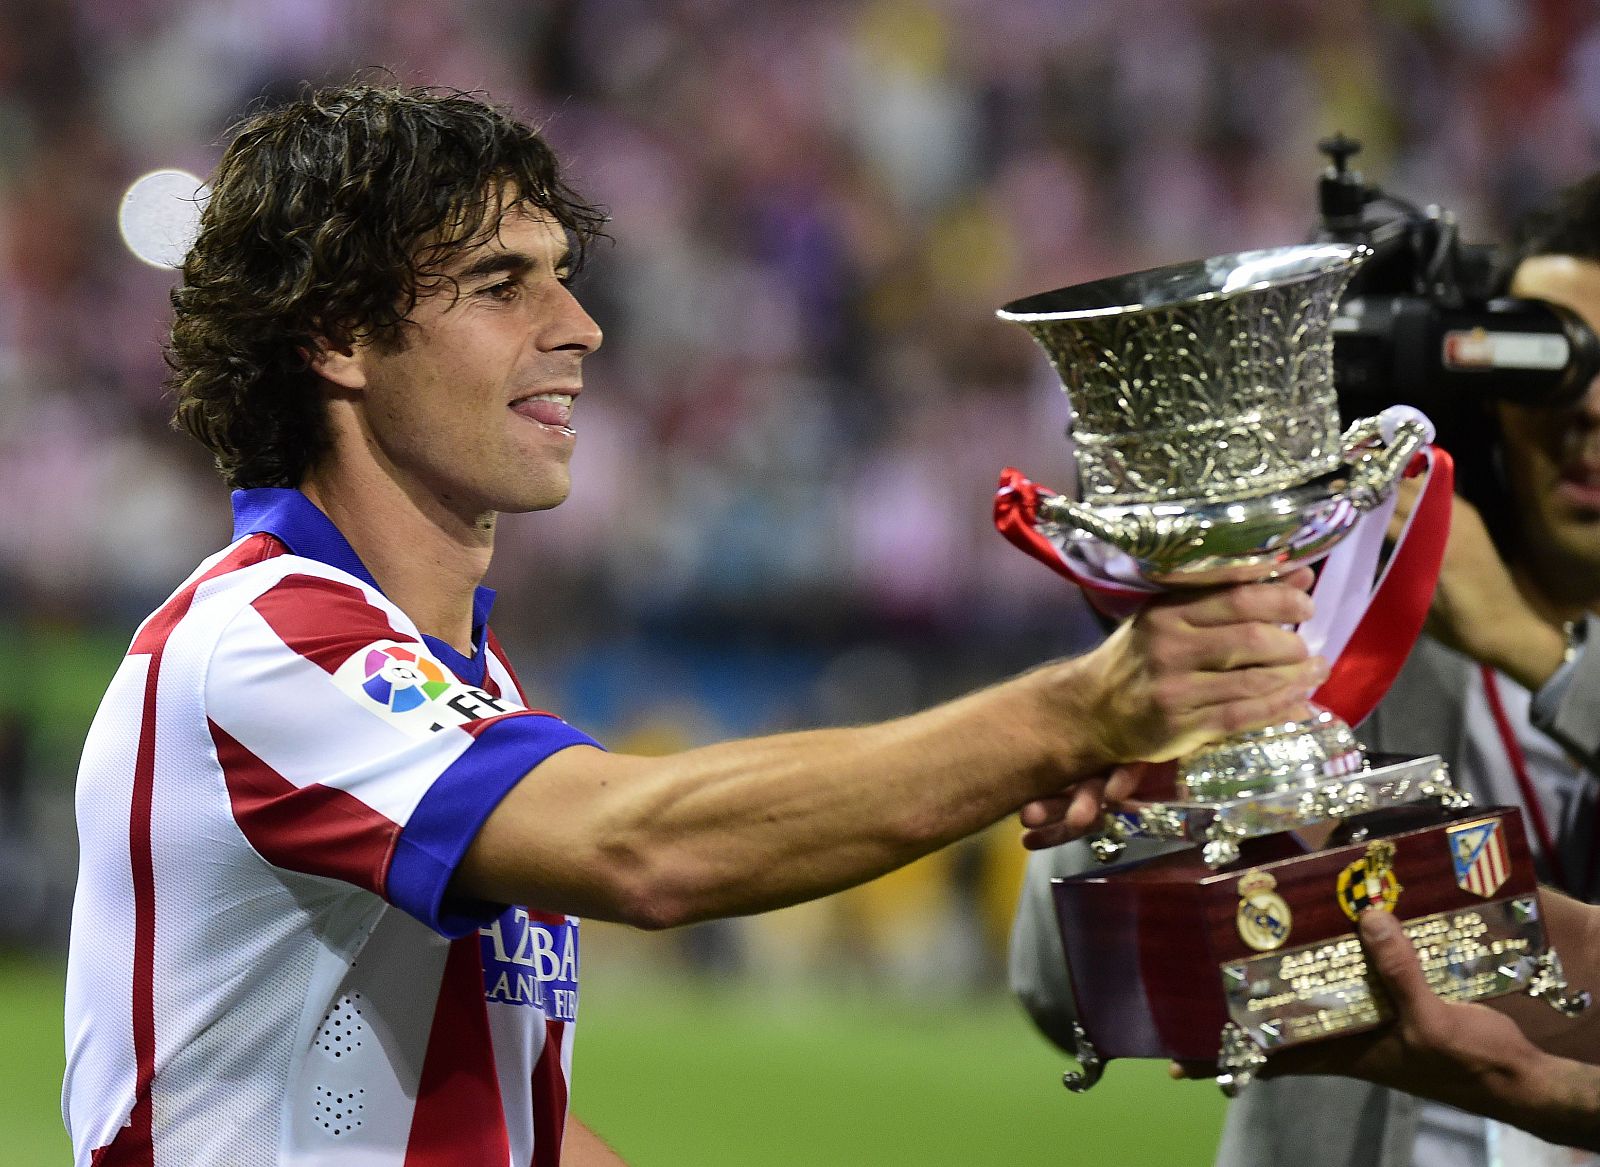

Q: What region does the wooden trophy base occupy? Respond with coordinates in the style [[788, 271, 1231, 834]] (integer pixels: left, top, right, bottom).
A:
[[1051, 802, 1587, 1093]]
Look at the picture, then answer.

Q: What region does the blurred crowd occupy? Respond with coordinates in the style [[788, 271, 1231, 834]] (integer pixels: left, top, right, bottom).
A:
[[1, 0, 1597, 970]]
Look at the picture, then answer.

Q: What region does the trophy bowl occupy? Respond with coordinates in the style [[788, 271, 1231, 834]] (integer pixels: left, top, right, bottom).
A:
[[996, 244, 1367, 512]]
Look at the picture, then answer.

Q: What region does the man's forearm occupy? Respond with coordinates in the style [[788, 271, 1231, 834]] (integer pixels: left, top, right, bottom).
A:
[[1499, 1051, 1600, 1151], [462, 663, 1096, 929], [562, 1118, 629, 1165], [1488, 889, 1600, 1061], [458, 579, 1321, 927]]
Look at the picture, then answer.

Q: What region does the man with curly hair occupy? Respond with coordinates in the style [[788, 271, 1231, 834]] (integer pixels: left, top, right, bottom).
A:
[[62, 83, 1324, 1166]]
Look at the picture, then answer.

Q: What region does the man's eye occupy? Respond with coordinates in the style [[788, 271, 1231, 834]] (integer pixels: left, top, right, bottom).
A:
[[482, 280, 519, 300]]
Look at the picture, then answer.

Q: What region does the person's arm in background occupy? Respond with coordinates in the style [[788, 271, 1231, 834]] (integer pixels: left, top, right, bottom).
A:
[[1415, 489, 1600, 769], [1417, 491, 1570, 693], [1009, 843, 1089, 1052], [1532, 608, 1600, 772]]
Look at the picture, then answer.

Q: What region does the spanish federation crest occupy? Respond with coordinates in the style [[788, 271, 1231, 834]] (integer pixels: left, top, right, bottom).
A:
[[1445, 818, 1510, 898], [1335, 840, 1402, 921]]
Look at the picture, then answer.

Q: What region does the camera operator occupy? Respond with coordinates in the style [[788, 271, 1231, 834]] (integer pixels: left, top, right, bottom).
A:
[[1008, 174, 1600, 1165]]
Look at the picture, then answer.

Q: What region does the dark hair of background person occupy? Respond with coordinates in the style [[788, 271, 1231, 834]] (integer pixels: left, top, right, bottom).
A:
[[1512, 173, 1600, 269], [168, 82, 609, 490]]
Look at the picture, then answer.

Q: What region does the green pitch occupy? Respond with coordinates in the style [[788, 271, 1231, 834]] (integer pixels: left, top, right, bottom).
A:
[[2, 957, 1225, 1163]]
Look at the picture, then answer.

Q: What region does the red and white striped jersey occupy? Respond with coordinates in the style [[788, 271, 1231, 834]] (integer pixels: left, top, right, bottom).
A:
[[64, 488, 599, 1166]]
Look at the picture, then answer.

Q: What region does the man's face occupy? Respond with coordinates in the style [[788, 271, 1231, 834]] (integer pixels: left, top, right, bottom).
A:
[[1502, 254, 1600, 590], [338, 204, 603, 520]]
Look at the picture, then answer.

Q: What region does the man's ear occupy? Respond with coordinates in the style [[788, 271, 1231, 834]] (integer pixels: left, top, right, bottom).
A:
[[305, 337, 367, 391]]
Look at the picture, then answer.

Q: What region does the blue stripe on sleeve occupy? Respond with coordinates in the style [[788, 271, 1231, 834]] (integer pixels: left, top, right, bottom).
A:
[[386, 713, 603, 937]]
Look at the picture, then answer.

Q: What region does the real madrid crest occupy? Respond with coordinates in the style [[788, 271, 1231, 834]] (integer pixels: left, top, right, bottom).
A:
[[1335, 840, 1402, 921], [1235, 871, 1293, 952]]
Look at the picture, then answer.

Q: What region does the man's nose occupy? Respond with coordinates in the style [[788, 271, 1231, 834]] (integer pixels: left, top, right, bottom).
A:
[[1576, 371, 1600, 422], [542, 283, 603, 355]]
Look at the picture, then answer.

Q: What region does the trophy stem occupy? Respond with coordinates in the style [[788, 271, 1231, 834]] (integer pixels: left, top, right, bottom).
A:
[[1177, 708, 1363, 802]]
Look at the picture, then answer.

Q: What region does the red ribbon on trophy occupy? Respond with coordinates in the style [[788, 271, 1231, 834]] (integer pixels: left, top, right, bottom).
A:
[[993, 445, 1455, 727], [993, 467, 1153, 620]]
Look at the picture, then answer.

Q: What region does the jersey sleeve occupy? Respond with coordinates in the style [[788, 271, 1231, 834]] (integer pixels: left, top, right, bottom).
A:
[[204, 571, 599, 937]]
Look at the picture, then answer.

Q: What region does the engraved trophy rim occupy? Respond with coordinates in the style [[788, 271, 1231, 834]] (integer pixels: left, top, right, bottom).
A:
[[1034, 410, 1430, 586], [996, 241, 1373, 323], [1037, 466, 1359, 585]]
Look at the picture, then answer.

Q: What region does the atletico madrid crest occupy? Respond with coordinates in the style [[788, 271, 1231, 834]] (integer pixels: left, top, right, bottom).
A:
[[1446, 818, 1510, 898]]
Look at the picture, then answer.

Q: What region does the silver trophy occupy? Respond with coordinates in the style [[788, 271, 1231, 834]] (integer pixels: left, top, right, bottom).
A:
[[999, 242, 1463, 865], [999, 243, 1586, 1094]]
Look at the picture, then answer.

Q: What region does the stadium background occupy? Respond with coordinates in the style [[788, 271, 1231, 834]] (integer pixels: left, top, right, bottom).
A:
[[1, 0, 1597, 1161]]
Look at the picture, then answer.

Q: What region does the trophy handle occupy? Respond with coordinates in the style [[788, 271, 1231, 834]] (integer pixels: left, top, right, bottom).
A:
[[1340, 413, 1431, 510], [1036, 494, 1202, 559], [1215, 1023, 1268, 1097], [1526, 950, 1593, 1017], [1060, 1023, 1105, 1093]]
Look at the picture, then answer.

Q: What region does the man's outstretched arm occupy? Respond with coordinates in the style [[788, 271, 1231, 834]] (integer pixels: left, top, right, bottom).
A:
[[456, 574, 1322, 929]]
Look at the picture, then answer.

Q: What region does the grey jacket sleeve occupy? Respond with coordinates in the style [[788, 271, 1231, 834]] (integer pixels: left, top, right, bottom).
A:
[[1530, 612, 1600, 772], [1216, 1075, 1421, 1167], [1007, 845, 1084, 1053], [1008, 837, 1190, 1053]]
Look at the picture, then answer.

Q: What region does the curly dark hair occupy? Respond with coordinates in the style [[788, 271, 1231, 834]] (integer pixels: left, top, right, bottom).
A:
[[169, 82, 607, 488]]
